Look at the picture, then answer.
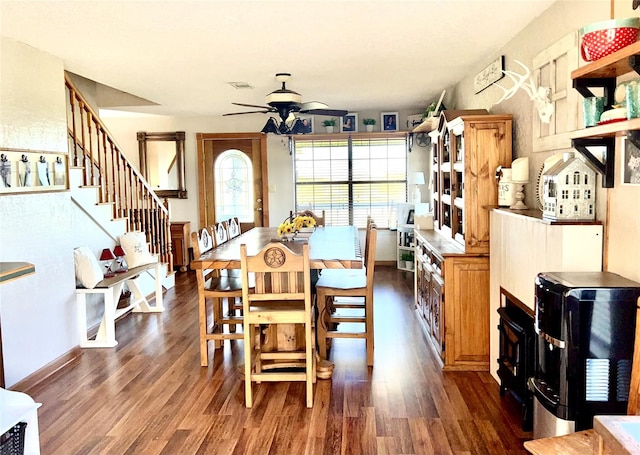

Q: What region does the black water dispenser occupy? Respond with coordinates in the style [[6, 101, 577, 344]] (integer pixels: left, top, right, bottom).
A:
[[531, 271, 640, 439]]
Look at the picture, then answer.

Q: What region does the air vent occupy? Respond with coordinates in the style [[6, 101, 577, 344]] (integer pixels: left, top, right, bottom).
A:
[[228, 81, 253, 89], [585, 358, 609, 402]]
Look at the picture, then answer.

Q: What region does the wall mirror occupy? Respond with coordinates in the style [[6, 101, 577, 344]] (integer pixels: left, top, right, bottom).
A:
[[137, 131, 187, 199]]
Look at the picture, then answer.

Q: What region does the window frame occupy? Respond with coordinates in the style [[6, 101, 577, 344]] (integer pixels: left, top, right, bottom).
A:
[[291, 131, 410, 228]]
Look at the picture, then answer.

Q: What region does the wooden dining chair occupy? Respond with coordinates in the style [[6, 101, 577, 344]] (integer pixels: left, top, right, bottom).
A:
[[191, 228, 244, 367], [315, 222, 377, 366], [240, 241, 315, 408], [290, 209, 325, 227]]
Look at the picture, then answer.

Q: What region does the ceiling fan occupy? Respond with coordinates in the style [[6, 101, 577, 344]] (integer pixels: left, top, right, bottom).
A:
[[223, 73, 348, 134]]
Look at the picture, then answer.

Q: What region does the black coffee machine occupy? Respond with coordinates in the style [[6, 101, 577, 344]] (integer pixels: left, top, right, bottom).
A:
[[531, 271, 640, 439]]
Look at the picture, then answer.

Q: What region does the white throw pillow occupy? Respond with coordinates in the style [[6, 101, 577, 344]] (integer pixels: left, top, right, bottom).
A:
[[73, 246, 104, 289], [119, 231, 157, 268]]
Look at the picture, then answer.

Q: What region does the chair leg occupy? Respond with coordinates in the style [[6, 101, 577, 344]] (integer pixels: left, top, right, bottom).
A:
[[228, 297, 237, 333], [213, 297, 223, 349], [244, 321, 253, 408], [366, 292, 374, 366], [316, 290, 329, 360], [199, 294, 209, 367], [306, 316, 314, 408]]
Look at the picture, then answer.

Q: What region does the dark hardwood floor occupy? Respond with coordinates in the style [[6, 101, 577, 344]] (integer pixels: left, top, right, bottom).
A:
[[27, 266, 532, 454]]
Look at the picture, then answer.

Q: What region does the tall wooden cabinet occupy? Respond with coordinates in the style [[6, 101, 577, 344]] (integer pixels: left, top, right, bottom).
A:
[[416, 111, 512, 371], [432, 111, 513, 253]]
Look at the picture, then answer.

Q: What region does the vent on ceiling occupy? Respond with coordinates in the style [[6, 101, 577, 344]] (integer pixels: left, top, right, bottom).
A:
[[228, 81, 253, 89]]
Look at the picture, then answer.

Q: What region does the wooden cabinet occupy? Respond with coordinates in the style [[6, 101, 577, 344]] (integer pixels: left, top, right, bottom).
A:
[[432, 111, 512, 254], [170, 221, 191, 272], [415, 229, 490, 371], [415, 111, 511, 371]]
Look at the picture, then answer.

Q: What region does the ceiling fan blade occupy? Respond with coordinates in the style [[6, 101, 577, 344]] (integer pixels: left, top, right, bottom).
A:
[[301, 108, 349, 117], [299, 101, 328, 111], [223, 110, 270, 116], [232, 102, 274, 110]]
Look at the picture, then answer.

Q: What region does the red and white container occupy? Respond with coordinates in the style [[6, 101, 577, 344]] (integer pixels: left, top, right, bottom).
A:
[[580, 17, 640, 62]]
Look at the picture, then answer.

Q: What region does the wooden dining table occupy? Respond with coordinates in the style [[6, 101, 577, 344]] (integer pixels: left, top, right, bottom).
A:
[[190, 226, 363, 271], [190, 226, 363, 377]]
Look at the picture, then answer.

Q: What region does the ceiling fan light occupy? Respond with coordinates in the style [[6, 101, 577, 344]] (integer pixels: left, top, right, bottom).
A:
[[278, 120, 291, 135], [266, 91, 302, 104], [290, 118, 304, 134], [261, 117, 280, 134]]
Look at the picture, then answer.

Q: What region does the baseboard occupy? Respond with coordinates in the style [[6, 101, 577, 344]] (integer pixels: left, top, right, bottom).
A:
[[377, 260, 396, 267], [11, 346, 83, 394]]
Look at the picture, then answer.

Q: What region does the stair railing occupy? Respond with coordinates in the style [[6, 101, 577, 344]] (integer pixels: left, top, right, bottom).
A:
[[64, 74, 172, 268]]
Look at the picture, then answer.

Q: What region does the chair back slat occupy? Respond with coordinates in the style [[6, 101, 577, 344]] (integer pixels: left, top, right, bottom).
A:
[[241, 242, 310, 304], [213, 221, 229, 246], [365, 225, 377, 283], [228, 217, 241, 239]]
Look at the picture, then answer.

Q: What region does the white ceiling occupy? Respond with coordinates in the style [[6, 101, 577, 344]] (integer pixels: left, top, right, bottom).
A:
[[1, 0, 557, 118]]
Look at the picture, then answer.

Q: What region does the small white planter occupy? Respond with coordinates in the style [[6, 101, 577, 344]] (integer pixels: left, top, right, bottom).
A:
[[365, 125, 374, 132], [324, 126, 334, 133]]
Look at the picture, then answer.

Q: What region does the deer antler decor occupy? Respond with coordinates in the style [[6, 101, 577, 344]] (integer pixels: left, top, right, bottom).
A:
[[493, 59, 554, 124]]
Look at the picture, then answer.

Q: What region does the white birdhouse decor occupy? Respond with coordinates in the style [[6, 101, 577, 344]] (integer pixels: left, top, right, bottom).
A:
[[542, 152, 597, 221]]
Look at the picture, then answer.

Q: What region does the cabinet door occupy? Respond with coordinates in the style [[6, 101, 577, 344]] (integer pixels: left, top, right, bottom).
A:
[[445, 257, 490, 369], [431, 272, 445, 359], [463, 121, 511, 254], [422, 263, 433, 323]]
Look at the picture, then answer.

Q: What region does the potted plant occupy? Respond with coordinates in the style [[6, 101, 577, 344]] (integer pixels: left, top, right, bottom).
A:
[[400, 252, 414, 269], [363, 118, 376, 132], [322, 118, 336, 133]]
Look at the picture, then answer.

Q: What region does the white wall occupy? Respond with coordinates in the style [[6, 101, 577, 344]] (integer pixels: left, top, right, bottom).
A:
[[0, 38, 79, 387]]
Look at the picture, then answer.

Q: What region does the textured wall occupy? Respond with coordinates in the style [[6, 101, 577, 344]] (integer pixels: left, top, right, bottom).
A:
[[0, 38, 78, 387]]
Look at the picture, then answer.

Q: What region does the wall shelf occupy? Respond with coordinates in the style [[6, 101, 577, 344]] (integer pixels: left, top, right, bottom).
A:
[[571, 42, 640, 188]]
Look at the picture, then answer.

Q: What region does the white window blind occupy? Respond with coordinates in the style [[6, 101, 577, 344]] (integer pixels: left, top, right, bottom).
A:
[[293, 135, 408, 228]]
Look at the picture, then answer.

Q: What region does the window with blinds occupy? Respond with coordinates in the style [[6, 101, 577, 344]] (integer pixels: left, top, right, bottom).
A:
[[293, 135, 408, 228]]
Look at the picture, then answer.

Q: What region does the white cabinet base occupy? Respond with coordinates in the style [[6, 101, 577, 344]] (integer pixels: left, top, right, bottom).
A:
[[0, 388, 41, 455]]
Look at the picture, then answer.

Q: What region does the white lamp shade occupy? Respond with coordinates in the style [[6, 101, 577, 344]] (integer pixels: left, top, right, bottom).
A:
[[412, 172, 426, 185], [511, 157, 529, 182]]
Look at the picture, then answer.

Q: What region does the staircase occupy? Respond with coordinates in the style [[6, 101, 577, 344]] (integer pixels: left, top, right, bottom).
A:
[[65, 74, 175, 290]]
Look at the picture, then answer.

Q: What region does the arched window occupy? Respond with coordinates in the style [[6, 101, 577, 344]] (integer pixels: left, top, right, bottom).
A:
[[214, 149, 253, 222]]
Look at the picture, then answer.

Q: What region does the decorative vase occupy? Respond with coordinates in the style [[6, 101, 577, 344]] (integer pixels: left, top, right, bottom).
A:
[[296, 226, 315, 240], [325, 126, 334, 133], [280, 233, 295, 241], [365, 125, 374, 132]]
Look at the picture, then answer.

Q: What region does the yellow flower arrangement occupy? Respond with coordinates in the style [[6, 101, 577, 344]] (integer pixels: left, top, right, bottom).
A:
[[277, 219, 295, 237], [292, 215, 316, 231], [277, 214, 316, 238]]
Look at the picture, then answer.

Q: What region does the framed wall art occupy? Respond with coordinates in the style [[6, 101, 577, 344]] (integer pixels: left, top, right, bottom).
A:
[[381, 112, 398, 131], [341, 113, 358, 132], [622, 137, 640, 186], [298, 116, 314, 134], [0, 149, 68, 194]]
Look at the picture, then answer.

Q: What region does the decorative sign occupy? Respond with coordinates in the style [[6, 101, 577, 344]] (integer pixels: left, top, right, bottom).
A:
[[474, 55, 505, 94]]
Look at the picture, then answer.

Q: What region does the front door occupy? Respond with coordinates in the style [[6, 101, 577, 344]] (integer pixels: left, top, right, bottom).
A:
[[196, 133, 268, 230]]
